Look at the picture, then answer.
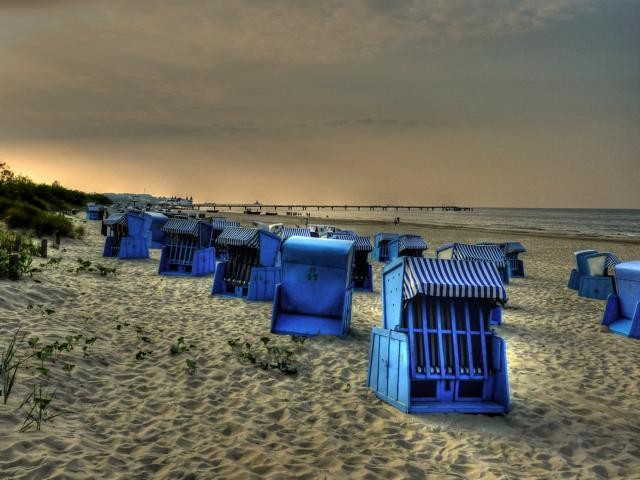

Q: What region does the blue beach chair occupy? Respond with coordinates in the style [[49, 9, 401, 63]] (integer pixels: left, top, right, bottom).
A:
[[387, 235, 428, 261], [437, 243, 510, 285], [567, 250, 598, 290], [210, 218, 241, 259], [478, 242, 526, 278], [143, 211, 169, 249], [577, 252, 621, 300], [212, 227, 281, 300], [372, 233, 400, 262], [602, 261, 640, 338], [158, 219, 216, 276], [103, 212, 149, 259], [330, 232, 374, 291], [367, 257, 510, 414], [279, 227, 312, 241], [271, 237, 355, 337], [86, 203, 105, 220]]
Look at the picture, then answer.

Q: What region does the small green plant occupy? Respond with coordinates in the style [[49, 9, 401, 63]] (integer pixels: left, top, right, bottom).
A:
[[228, 338, 256, 364], [135, 350, 152, 360], [170, 337, 191, 355], [185, 359, 197, 375], [82, 337, 96, 356], [62, 364, 75, 377], [260, 337, 297, 374], [28, 336, 39, 354], [1, 329, 23, 404], [20, 385, 58, 432], [75, 258, 116, 276], [228, 336, 305, 375]]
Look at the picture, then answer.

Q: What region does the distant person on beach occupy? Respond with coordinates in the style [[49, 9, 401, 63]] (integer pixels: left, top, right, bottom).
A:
[[394, 217, 400, 225]]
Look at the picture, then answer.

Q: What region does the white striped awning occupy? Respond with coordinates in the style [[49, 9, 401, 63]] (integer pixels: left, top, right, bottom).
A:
[[449, 243, 507, 267], [216, 227, 260, 248], [162, 218, 201, 236], [211, 219, 240, 230], [403, 257, 508, 302], [398, 235, 428, 252], [104, 213, 127, 226], [332, 234, 372, 252], [604, 253, 622, 269], [281, 227, 311, 239], [478, 241, 526, 255]]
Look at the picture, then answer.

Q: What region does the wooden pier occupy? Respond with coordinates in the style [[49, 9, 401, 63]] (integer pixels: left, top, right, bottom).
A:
[[185, 203, 473, 212]]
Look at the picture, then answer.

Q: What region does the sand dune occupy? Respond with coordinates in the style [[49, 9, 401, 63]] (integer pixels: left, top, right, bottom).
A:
[[1, 214, 639, 479]]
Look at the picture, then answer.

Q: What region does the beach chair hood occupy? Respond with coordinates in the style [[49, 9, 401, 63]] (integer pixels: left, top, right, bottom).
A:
[[401, 257, 508, 303], [281, 227, 311, 240], [396, 235, 428, 253]]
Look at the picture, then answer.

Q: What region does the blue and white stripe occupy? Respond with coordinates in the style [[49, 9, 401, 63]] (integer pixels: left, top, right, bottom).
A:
[[216, 227, 260, 248], [103, 213, 127, 226], [211, 219, 240, 230], [398, 235, 428, 253], [280, 227, 311, 240], [402, 257, 508, 302], [162, 218, 201, 236], [447, 243, 507, 268], [604, 253, 622, 269], [331, 234, 372, 251]]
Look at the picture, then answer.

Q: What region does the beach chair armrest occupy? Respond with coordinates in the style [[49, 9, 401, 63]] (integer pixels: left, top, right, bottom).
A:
[[601, 294, 620, 326], [630, 302, 640, 339]]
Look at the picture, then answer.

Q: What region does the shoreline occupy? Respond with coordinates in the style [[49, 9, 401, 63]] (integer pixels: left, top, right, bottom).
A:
[[218, 211, 640, 246]]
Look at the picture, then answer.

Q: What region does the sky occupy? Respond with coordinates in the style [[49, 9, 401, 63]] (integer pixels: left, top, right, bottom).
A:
[[0, 0, 638, 207]]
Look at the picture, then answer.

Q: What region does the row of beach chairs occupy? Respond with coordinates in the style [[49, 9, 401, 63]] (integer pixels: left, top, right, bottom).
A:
[[90, 206, 638, 417]]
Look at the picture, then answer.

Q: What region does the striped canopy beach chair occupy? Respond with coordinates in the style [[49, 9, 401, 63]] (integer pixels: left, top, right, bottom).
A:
[[143, 211, 169, 249], [437, 243, 510, 284], [158, 219, 215, 276], [279, 227, 312, 241], [212, 227, 281, 300], [372, 232, 399, 262], [367, 257, 510, 414], [574, 251, 621, 300], [388, 234, 428, 261], [478, 242, 526, 278], [602, 261, 640, 338], [331, 232, 374, 291], [103, 212, 149, 259], [271, 237, 355, 337], [86, 202, 105, 220], [210, 217, 241, 258]]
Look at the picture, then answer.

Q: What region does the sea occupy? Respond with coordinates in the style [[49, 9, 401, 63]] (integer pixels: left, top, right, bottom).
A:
[[220, 207, 640, 241]]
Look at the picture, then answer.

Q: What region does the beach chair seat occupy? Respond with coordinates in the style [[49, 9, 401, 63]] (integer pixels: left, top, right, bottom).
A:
[[159, 219, 215, 276], [602, 261, 640, 338], [271, 237, 354, 336], [367, 257, 510, 414], [211, 227, 281, 300], [577, 252, 620, 300]]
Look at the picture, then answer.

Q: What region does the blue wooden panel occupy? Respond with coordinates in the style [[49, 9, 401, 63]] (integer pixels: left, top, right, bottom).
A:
[[119, 236, 149, 259], [247, 266, 281, 301], [382, 259, 405, 331], [578, 276, 615, 300], [367, 328, 411, 412]]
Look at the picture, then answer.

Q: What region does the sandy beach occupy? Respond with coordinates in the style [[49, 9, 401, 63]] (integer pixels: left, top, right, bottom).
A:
[[1, 213, 639, 479]]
